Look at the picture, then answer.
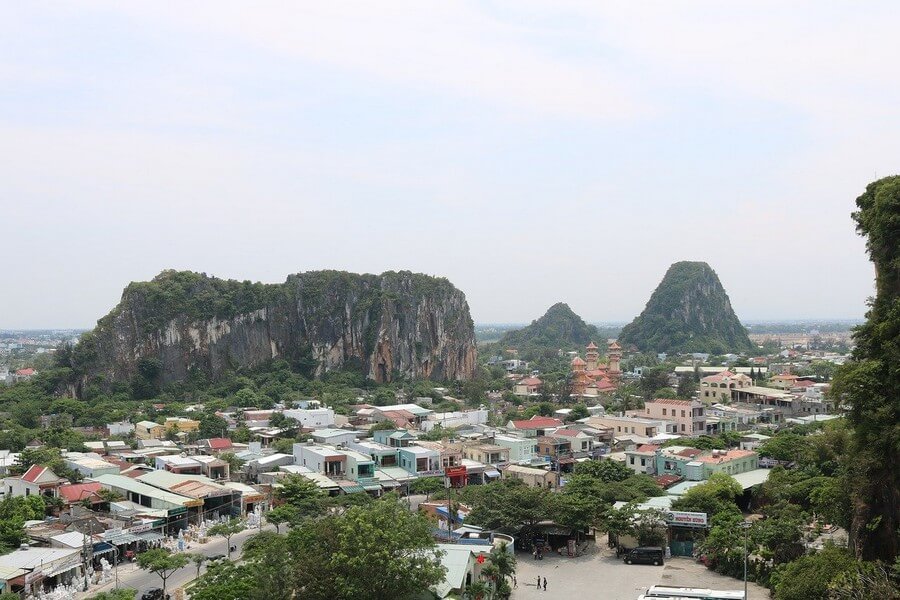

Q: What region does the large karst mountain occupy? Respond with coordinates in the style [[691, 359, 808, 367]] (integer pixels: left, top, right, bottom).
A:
[[618, 262, 754, 354], [66, 270, 477, 395], [499, 302, 599, 349]]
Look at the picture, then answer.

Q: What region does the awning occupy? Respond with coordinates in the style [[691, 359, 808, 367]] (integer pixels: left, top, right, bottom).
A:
[[484, 469, 501, 478], [137, 532, 165, 543], [92, 542, 116, 557], [45, 560, 81, 577], [360, 482, 382, 492], [102, 532, 141, 545], [338, 482, 365, 494]]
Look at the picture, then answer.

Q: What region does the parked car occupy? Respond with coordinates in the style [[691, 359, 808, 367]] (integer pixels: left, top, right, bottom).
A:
[[141, 589, 168, 600], [207, 553, 226, 561], [623, 546, 665, 566]]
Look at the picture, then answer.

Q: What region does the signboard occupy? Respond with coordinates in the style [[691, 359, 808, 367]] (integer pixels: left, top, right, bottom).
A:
[[128, 522, 153, 534], [418, 469, 445, 477], [24, 570, 44, 585], [168, 507, 188, 516], [665, 511, 708, 527], [445, 466, 467, 478]]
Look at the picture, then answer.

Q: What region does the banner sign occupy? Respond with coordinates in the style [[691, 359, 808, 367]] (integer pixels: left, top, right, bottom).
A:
[[665, 511, 708, 527]]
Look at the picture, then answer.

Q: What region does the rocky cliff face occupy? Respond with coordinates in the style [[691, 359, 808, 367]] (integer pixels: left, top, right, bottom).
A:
[[73, 270, 476, 392], [618, 261, 754, 354]]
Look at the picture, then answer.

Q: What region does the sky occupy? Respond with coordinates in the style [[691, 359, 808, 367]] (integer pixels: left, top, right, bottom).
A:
[[2, 1, 897, 329]]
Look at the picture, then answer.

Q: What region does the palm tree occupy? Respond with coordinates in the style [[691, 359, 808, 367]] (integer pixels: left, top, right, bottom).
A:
[[465, 580, 491, 600]]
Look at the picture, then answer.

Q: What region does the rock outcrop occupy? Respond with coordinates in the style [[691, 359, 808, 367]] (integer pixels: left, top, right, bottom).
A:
[[618, 262, 754, 354], [499, 303, 599, 350], [70, 270, 476, 393]]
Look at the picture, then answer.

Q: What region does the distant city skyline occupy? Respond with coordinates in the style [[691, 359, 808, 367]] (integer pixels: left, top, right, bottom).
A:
[[2, 2, 892, 329]]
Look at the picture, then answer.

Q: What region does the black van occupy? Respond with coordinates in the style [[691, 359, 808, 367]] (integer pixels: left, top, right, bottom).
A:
[[623, 546, 664, 566]]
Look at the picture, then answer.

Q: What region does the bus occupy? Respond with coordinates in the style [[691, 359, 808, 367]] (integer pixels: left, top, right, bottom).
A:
[[645, 585, 745, 600]]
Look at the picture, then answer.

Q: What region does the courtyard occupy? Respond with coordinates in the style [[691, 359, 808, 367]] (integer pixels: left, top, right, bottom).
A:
[[511, 541, 769, 600]]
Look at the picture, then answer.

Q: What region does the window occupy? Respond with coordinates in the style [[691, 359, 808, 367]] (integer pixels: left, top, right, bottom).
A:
[[681, 424, 685, 431], [662, 408, 667, 416], [640, 458, 646, 467], [681, 410, 686, 417], [630, 456, 635, 464]]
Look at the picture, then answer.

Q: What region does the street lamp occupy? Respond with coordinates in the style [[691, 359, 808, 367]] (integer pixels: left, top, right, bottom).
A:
[[740, 520, 752, 600]]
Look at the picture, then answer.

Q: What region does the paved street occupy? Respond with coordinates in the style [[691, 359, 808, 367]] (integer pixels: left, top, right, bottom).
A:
[[75, 524, 275, 599], [512, 540, 768, 600]]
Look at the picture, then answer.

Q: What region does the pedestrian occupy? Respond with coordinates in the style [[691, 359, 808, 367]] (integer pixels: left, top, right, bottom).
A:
[[536, 576, 541, 589], [512, 575, 517, 588], [543, 577, 547, 591]]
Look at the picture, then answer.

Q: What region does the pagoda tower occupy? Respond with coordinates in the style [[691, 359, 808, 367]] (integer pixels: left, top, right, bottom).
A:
[[585, 342, 599, 371], [607, 340, 622, 380]]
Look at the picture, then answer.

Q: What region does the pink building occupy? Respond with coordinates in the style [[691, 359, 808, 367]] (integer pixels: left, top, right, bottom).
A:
[[642, 398, 706, 437]]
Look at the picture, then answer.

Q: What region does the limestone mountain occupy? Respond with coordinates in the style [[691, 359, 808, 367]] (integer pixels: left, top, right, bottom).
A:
[[63, 270, 476, 395], [618, 262, 754, 354], [499, 302, 599, 349]]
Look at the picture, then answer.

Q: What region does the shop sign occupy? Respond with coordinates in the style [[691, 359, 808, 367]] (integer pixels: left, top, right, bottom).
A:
[[24, 570, 44, 585], [665, 511, 708, 527], [168, 507, 188, 516], [128, 523, 152, 534]]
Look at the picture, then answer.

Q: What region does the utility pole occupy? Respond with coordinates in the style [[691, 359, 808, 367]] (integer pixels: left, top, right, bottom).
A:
[[741, 520, 752, 600]]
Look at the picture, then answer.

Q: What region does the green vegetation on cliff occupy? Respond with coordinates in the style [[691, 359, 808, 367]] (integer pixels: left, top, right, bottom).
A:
[[498, 303, 599, 350], [618, 262, 754, 354], [831, 175, 900, 563]]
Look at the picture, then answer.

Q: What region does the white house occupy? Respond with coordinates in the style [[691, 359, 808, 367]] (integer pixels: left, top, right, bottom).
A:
[[493, 435, 537, 464], [282, 407, 336, 429], [3, 465, 65, 499]]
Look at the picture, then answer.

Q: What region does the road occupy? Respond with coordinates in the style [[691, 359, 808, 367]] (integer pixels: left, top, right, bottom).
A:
[[75, 523, 275, 599]]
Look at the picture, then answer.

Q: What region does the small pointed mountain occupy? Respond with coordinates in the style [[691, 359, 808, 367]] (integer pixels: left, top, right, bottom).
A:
[[499, 303, 599, 349], [618, 262, 754, 354]]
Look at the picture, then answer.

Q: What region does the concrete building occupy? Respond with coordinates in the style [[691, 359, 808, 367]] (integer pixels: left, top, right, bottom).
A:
[[587, 415, 664, 439], [624, 444, 659, 474], [640, 398, 706, 437], [493, 435, 538, 464], [699, 371, 752, 402], [282, 406, 336, 429], [398, 446, 442, 476], [135, 421, 165, 440], [502, 464, 557, 489], [310, 429, 361, 447], [421, 409, 489, 432], [3, 465, 65, 499]]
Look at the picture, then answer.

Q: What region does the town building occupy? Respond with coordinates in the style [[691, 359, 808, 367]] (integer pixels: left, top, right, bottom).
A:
[[699, 371, 753, 402], [502, 464, 557, 489], [640, 398, 706, 437], [3, 465, 65, 499]]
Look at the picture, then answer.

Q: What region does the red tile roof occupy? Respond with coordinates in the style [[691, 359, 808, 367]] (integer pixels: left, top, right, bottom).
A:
[[571, 356, 586, 366], [649, 398, 694, 406], [586, 342, 598, 350], [58, 482, 102, 504], [552, 428, 583, 437], [655, 474, 683, 488], [517, 377, 543, 386], [205, 438, 233, 450], [22, 464, 49, 483], [511, 416, 563, 429], [15, 368, 35, 376], [635, 444, 660, 453], [696, 449, 756, 464], [675, 448, 704, 458]]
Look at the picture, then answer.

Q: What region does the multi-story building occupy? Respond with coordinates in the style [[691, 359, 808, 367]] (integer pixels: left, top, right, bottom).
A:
[[699, 371, 752, 402], [640, 398, 706, 437], [493, 435, 538, 464], [587, 415, 663, 439]]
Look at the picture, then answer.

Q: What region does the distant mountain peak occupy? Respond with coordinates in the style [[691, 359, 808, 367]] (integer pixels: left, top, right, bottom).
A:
[[618, 262, 753, 354], [499, 303, 599, 349]]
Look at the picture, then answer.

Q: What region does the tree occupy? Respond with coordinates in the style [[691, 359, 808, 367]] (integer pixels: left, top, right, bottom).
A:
[[568, 403, 589, 421], [409, 476, 444, 499], [672, 473, 742, 519], [191, 553, 206, 578], [189, 561, 257, 600], [465, 580, 491, 600], [676, 375, 697, 399], [573, 458, 632, 483], [137, 548, 189, 597], [289, 498, 445, 599], [208, 518, 245, 558], [192, 532, 293, 600], [274, 474, 326, 518], [770, 544, 856, 600], [829, 176, 900, 562], [265, 504, 297, 533]]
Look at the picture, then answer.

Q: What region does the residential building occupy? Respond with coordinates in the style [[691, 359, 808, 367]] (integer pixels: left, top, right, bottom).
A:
[[282, 406, 336, 429], [493, 435, 538, 464], [398, 446, 442, 476], [587, 415, 663, 439], [373, 429, 417, 448], [311, 429, 361, 447], [106, 421, 135, 437], [624, 444, 660, 474], [135, 421, 165, 440], [3, 465, 65, 499], [416, 441, 463, 470], [502, 464, 557, 489], [421, 409, 489, 432], [505, 416, 563, 438], [551, 428, 596, 457], [163, 417, 200, 434], [513, 377, 542, 397], [199, 438, 234, 454], [640, 398, 706, 437], [62, 454, 120, 478], [459, 443, 509, 467], [347, 439, 399, 467], [699, 371, 753, 402], [294, 444, 347, 478]]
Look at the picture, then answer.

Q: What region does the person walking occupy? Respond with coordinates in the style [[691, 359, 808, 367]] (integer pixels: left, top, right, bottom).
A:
[[536, 576, 541, 589], [512, 575, 517, 588], [543, 577, 547, 591]]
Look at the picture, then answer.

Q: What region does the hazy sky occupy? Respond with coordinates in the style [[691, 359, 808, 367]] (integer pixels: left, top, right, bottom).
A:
[[3, 2, 896, 329]]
